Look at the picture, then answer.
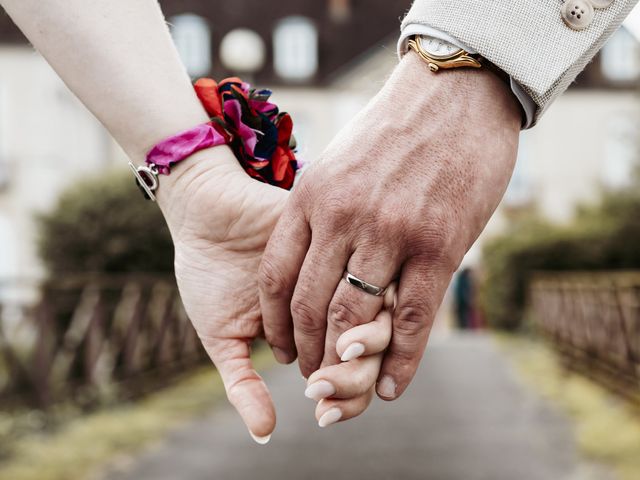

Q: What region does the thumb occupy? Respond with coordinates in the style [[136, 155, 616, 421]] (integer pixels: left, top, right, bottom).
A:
[[201, 336, 276, 444]]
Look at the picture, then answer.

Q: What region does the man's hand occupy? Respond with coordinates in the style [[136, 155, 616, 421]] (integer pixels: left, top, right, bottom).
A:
[[158, 146, 288, 442], [259, 53, 521, 399]]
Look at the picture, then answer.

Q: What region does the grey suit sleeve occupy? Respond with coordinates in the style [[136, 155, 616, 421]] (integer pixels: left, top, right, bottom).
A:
[[401, 0, 639, 126]]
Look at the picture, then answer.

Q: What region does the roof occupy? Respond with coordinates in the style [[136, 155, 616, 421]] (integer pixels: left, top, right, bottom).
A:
[[0, 1, 636, 89], [0, 0, 411, 85]]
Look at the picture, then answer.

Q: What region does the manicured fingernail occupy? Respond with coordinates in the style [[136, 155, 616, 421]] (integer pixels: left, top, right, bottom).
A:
[[377, 375, 397, 399], [304, 380, 335, 401], [249, 431, 272, 445], [272, 347, 291, 364], [318, 408, 342, 427], [340, 342, 365, 362]]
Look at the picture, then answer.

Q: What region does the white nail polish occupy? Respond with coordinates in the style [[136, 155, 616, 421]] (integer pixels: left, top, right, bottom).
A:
[[318, 408, 342, 427], [377, 375, 397, 399], [249, 430, 272, 445], [304, 380, 335, 401], [340, 342, 365, 362]]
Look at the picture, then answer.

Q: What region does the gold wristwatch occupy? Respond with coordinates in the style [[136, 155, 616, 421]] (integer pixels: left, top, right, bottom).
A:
[[407, 35, 509, 84]]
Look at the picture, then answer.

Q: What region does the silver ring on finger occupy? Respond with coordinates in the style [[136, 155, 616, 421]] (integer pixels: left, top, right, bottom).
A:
[[342, 271, 388, 297]]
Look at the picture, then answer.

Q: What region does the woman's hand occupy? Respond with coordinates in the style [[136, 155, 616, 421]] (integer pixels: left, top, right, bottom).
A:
[[158, 146, 288, 443], [304, 284, 396, 426]]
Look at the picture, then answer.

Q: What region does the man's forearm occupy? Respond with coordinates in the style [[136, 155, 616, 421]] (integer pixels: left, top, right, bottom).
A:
[[260, 52, 521, 391]]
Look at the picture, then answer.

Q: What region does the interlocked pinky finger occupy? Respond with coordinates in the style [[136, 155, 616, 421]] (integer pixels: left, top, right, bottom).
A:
[[314, 386, 375, 427], [336, 309, 392, 361], [384, 281, 398, 310]]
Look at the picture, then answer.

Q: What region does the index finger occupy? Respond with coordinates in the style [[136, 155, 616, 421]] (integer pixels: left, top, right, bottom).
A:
[[259, 206, 311, 364], [336, 308, 393, 361]]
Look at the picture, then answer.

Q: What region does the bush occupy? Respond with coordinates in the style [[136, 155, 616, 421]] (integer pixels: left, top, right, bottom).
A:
[[481, 191, 640, 330], [38, 170, 173, 274], [30, 172, 187, 408]]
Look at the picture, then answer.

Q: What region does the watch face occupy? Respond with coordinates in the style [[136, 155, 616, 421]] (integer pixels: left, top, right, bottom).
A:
[[418, 36, 462, 59]]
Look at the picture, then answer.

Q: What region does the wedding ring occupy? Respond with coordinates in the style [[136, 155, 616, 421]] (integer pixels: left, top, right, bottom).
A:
[[343, 271, 388, 297]]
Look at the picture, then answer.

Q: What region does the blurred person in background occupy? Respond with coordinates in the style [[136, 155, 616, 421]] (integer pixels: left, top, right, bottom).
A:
[[1, 0, 637, 444], [453, 268, 474, 330]]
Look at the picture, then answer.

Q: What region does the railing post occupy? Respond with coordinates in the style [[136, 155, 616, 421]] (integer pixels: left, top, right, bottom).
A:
[[530, 271, 640, 403]]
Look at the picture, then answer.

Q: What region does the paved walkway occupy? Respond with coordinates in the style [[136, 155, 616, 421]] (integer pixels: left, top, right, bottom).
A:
[[101, 333, 612, 480]]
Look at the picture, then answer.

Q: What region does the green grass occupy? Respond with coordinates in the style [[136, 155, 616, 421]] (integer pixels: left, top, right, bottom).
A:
[[0, 348, 274, 480], [498, 334, 640, 480]]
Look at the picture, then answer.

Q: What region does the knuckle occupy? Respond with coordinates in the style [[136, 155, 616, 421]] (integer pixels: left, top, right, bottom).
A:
[[290, 296, 324, 335], [395, 303, 432, 337], [328, 300, 364, 330], [418, 220, 451, 254], [375, 210, 408, 238], [388, 333, 425, 369], [291, 176, 315, 207], [319, 195, 354, 231], [428, 227, 451, 254], [258, 257, 290, 297], [411, 221, 463, 271], [388, 345, 416, 365], [263, 329, 290, 350]]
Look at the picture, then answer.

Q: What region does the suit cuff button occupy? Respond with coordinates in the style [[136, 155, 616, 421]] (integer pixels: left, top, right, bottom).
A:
[[561, 0, 595, 30]]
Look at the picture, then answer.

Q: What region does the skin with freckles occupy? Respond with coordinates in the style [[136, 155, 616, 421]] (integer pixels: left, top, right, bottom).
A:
[[260, 52, 521, 402]]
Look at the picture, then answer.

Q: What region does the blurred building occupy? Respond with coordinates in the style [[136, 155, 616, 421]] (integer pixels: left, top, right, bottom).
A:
[[0, 0, 638, 277], [0, 0, 408, 280], [468, 26, 640, 265], [0, 42, 116, 281], [500, 26, 640, 224]]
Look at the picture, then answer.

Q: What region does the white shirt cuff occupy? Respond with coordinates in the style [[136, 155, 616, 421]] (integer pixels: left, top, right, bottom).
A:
[[398, 25, 535, 129]]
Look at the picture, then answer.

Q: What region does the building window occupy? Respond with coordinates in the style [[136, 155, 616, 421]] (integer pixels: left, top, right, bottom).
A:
[[219, 29, 266, 74], [169, 14, 212, 78], [273, 16, 318, 82], [329, 0, 351, 23], [602, 115, 638, 189], [601, 27, 640, 82]]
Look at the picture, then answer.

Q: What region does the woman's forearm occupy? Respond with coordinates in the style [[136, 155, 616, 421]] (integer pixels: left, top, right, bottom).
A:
[[0, 0, 211, 164]]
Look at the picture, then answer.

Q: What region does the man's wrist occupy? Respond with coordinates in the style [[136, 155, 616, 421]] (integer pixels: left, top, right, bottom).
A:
[[394, 51, 521, 128], [399, 27, 535, 129]]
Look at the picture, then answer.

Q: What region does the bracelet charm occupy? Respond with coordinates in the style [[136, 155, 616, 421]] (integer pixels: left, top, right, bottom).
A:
[[128, 162, 159, 201]]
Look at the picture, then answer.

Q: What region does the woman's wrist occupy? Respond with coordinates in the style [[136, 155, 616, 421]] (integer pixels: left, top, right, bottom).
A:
[[155, 145, 242, 226]]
